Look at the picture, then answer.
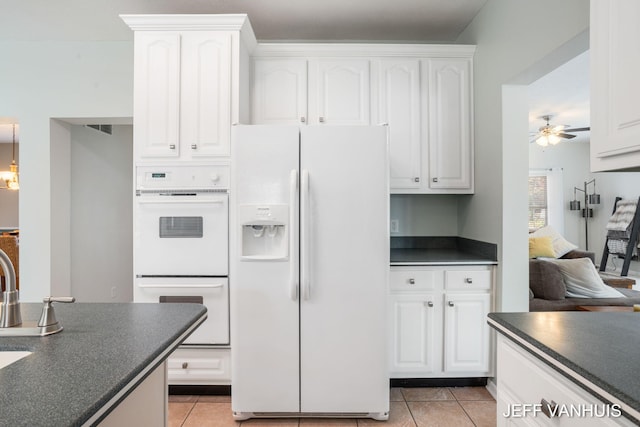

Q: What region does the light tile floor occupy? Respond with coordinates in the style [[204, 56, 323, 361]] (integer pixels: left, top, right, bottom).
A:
[[169, 387, 496, 427]]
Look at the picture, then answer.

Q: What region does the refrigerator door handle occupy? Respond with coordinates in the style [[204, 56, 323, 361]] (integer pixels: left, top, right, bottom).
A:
[[301, 169, 311, 300], [289, 169, 299, 301]]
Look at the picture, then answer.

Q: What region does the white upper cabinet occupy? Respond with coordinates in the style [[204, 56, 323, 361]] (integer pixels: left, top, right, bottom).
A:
[[180, 32, 232, 158], [251, 58, 370, 125], [250, 44, 474, 193], [308, 59, 370, 125], [425, 58, 473, 190], [134, 31, 232, 160], [374, 59, 422, 189], [590, 0, 640, 171], [123, 14, 256, 162], [252, 59, 308, 125], [133, 32, 181, 159]]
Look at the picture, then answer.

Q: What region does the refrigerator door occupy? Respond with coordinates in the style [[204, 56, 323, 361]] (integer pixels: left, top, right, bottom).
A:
[[230, 125, 301, 414], [299, 126, 390, 415]]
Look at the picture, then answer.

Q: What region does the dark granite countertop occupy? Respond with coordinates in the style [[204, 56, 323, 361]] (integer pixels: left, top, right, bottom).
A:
[[391, 236, 497, 265], [0, 302, 206, 427], [488, 312, 640, 422]]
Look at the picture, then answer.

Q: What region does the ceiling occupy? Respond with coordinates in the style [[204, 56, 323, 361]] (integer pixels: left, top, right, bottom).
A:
[[0, 0, 488, 144], [2, 0, 589, 146], [2, 0, 488, 42], [528, 50, 590, 145]]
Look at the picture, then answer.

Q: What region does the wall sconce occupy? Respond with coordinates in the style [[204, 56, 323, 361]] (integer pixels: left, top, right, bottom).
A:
[[569, 178, 600, 250]]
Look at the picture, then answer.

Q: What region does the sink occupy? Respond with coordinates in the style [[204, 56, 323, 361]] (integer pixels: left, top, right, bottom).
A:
[[0, 351, 32, 369]]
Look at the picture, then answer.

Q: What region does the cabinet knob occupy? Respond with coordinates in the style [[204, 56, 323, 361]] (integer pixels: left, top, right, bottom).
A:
[[319, 116, 325, 123], [408, 278, 415, 285], [300, 117, 306, 123], [425, 301, 434, 308], [169, 144, 176, 150], [182, 362, 188, 369], [448, 301, 455, 307], [414, 177, 420, 183], [432, 177, 439, 183], [464, 277, 473, 284], [191, 144, 197, 150]]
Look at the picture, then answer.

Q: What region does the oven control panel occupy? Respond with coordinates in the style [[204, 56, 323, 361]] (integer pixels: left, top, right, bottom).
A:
[[136, 164, 229, 190]]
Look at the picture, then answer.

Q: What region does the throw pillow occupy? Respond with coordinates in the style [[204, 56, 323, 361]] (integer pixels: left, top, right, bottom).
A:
[[530, 225, 578, 258], [529, 236, 555, 258], [543, 257, 626, 298], [529, 259, 566, 300]]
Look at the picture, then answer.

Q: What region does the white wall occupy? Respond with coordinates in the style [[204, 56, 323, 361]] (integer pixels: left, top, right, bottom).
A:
[[0, 41, 132, 301], [70, 125, 133, 302], [456, 0, 590, 311], [529, 141, 591, 249], [0, 144, 19, 228]]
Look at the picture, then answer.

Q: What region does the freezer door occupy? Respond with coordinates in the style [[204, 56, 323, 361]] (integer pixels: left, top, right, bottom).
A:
[[299, 126, 390, 414], [230, 125, 301, 413]]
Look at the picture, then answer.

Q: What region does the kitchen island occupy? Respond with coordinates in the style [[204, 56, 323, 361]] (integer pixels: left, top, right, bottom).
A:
[[0, 302, 206, 426], [489, 311, 640, 425]]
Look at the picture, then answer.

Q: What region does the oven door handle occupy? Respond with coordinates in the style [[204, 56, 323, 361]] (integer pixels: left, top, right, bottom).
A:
[[137, 284, 225, 289], [136, 199, 225, 205]]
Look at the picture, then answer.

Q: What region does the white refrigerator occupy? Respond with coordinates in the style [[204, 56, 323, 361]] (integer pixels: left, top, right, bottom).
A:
[[230, 125, 389, 420]]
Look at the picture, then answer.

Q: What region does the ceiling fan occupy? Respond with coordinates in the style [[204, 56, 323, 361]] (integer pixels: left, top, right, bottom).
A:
[[531, 115, 590, 147]]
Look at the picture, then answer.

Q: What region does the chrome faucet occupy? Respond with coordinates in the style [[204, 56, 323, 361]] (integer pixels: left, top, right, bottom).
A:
[[0, 248, 75, 336], [0, 248, 21, 327]]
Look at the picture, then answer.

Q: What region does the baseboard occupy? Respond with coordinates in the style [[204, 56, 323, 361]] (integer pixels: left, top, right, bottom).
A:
[[390, 377, 488, 388], [170, 379, 489, 395], [169, 385, 231, 395], [485, 377, 497, 399]]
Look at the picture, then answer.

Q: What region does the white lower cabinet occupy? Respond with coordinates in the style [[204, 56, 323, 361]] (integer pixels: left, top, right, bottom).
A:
[[496, 335, 634, 426], [168, 348, 231, 385], [389, 265, 493, 378]]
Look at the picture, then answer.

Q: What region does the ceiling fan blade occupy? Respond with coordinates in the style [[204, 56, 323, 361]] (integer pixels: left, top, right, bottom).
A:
[[563, 127, 590, 132], [557, 133, 577, 139]]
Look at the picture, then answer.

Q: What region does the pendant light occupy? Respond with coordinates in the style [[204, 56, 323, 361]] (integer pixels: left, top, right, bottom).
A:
[[0, 124, 19, 190]]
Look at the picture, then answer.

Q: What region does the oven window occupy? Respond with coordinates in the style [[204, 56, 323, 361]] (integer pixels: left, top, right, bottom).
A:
[[159, 217, 203, 238]]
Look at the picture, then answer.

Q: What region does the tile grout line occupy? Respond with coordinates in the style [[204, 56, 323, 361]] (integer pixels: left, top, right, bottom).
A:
[[178, 398, 198, 427]]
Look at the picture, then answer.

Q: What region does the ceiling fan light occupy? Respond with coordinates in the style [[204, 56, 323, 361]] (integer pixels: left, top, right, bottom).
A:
[[548, 134, 561, 145], [536, 136, 549, 147]]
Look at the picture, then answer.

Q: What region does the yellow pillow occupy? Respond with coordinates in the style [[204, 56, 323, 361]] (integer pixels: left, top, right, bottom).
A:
[[529, 236, 555, 258]]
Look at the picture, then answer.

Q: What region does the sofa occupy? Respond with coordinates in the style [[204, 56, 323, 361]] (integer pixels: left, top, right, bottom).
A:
[[529, 249, 640, 311]]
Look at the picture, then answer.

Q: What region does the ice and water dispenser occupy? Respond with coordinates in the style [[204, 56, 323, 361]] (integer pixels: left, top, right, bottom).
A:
[[239, 204, 289, 260]]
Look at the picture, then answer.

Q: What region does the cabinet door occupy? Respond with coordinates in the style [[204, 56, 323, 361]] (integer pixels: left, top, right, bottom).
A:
[[251, 58, 307, 125], [181, 32, 232, 157], [389, 293, 440, 375], [133, 32, 181, 159], [376, 60, 422, 189], [443, 293, 490, 373], [424, 58, 472, 190], [309, 59, 370, 125], [590, 0, 640, 171]]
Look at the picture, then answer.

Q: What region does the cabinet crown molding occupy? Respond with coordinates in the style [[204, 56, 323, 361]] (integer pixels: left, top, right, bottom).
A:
[[252, 43, 476, 58], [120, 14, 257, 52]]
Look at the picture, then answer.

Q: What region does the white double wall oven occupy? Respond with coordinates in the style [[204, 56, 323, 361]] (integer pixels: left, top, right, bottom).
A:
[[134, 164, 230, 346]]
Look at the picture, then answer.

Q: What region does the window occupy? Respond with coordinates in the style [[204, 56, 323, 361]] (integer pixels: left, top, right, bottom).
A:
[[528, 175, 548, 230], [528, 168, 564, 233]]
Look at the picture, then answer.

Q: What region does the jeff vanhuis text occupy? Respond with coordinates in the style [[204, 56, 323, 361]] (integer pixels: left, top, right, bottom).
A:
[[503, 403, 622, 419]]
